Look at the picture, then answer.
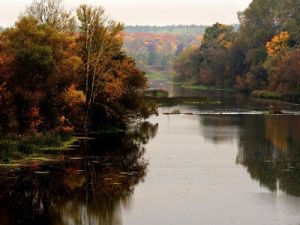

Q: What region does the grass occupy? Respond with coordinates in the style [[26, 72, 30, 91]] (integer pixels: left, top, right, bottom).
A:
[[251, 90, 300, 103], [251, 90, 282, 99], [148, 96, 221, 107], [145, 72, 236, 93], [41, 137, 79, 151], [144, 89, 169, 98], [145, 71, 169, 81], [0, 132, 75, 163], [182, 84, 236, 92], [171, 81, 236, 92]]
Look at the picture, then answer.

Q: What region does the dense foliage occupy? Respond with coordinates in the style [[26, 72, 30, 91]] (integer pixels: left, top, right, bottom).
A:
[[0, 0, 156, 135], [174, 0, 300, 98]]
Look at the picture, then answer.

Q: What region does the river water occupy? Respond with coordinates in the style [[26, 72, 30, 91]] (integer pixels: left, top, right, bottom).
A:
[[1, 84, 300, 225]]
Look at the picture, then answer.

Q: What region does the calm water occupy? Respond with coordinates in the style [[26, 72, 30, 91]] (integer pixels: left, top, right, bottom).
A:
[[1, 85, 300, 225]]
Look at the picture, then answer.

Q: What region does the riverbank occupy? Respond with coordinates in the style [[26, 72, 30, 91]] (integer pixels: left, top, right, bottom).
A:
[[171, 81, 300, 104], [251, 90, 300, 104], [146, 71, 170, 81], [0, 132, 78, 163], [179, 83, 236, 93]]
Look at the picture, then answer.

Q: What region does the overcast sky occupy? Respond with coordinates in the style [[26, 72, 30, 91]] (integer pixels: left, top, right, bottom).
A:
[[0, 0, 252, 27]]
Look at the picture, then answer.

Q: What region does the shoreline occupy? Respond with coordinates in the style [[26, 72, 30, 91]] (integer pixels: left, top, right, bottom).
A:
[[0, 132, 78, 164]]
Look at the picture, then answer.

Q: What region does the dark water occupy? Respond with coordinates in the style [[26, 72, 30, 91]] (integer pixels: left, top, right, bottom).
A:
[[1, 84, 300, 225]]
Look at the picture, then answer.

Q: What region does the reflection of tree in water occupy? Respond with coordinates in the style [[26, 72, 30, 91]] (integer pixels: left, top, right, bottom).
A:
[[0, 121, 158, 225], [237, 116, 300, 196], [199, 115, 241, 144], [199, 115, 300, 196]]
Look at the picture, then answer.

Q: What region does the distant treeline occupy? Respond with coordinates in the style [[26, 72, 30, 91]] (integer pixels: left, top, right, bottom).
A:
[[124, 32, 203, 72], [173, 0, 300, 101], [125, 25, 207, 36], [124, 25, 210, 72]]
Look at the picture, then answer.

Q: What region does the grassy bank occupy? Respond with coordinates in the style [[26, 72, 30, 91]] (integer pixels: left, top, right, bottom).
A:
[[145, 89, 169, 98], [182, 84, 236, 92], [0, 132, 76, 163], [145, 71, 170, 81], [171, 81, 236, 92], [252, 90, 300, 103]]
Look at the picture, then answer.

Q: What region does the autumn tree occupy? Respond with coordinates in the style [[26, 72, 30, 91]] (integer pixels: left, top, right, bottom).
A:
[[2, 16, 81, 133], [173, 0, 300, 96], [236, 0, 300, 91], [0, 1, 156, 134], [269, 49, 300, 93], [0, 32, 15, 133], [174, 23, 237, 87], [76, 5, 155, 130], [266, 31, 290, 56], [173, 47, 202, 83], [24, 0, 76, 32]]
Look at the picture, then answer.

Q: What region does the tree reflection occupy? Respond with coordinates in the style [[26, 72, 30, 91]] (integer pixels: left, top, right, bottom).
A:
[[199, 114, 300, 196], [0, 121, 158, 225], [237, 116, 300, 196], [199, 115, 241, 144]]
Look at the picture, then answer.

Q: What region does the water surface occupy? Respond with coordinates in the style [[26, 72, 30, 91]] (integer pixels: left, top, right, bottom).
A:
[[126, 112, 300, 225], [1, 85, 300, 225]]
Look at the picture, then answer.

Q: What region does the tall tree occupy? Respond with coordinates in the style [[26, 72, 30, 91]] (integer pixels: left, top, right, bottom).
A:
[[3, 16, 81, 133], [24, 0, 76, 32], [76, 5, 155, 130]]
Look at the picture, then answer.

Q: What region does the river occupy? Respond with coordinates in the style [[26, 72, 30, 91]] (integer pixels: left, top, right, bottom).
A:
[[0, 83, 300, 225]]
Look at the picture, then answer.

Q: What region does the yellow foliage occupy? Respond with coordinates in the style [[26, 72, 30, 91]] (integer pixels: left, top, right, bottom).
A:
[[266, 31, 289, 56], [64, 167, 86, 190], [221, 40, 233, 49], [64, 84, 86, 107]]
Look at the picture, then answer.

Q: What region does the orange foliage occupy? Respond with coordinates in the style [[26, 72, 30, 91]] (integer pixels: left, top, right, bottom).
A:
[[266, 31, 290, 56], [65, 84, 86, 107], [64, 167, 86, 190], [270, 49, 300, 93], [265, 116, 300, 151], [62, 85, 86, 129], [221, 40, 233, 49], [25, 106, 42, 131], [235, 73, 255, 91]]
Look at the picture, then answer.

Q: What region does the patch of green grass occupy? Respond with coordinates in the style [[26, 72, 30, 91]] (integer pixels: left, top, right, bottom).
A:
[[151, 96, 221, 107], [182, 84, 235, 92], [145, 89, 169, 98], [251, 90, 281, 99], [0, 132, 75, 163], [40, 137, 79, 151], [252, 90, 300, 104], [145, 71, 169, 81]]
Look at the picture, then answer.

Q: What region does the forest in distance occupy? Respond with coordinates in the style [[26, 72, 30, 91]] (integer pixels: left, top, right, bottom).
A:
[[123, 25, 206, 73]]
